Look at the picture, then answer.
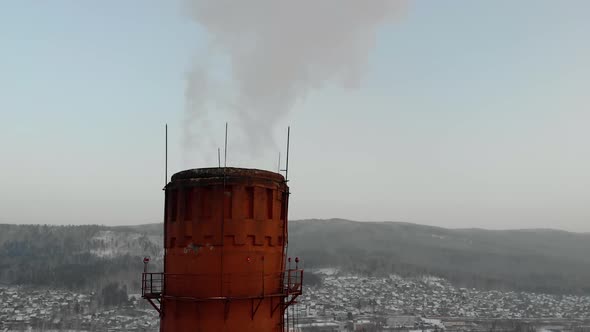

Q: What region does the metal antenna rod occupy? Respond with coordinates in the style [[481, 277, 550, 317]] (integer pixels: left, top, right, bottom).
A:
[[218, 148, 221, 168], [285, 126, 290, 181], [165, 124, 168, 186], [220, 123, 229, 293], [224, 122, 228, 168]]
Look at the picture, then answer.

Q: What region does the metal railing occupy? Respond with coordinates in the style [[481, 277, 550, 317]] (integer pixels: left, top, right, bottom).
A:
[[142, 272, 163, 298], [141, 269, 303, 300], [284, 269, 303, 296]]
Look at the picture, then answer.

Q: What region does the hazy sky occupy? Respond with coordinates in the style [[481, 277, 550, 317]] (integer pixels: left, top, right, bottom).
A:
[[1, 1, 589, 231]]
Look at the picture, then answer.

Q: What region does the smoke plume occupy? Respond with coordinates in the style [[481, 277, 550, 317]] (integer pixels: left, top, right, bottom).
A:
[[183, 0, 404, 163]]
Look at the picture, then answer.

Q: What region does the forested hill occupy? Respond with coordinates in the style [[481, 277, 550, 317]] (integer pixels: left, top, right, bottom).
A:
[[288, 219, 590, 294], [2, 220, 590, 294], [0, 224, 162, 292]]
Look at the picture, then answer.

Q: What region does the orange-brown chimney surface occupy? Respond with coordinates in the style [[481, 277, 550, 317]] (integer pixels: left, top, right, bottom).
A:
[[159, 167, 297, 331]]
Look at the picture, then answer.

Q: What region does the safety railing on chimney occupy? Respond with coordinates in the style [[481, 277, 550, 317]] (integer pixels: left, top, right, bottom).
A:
[[283, 269, 303, 308], [142, 272, 164, 299], [284, 269, 303, 296], [141, 269, 303, 317], [141, 270, 303, 301]]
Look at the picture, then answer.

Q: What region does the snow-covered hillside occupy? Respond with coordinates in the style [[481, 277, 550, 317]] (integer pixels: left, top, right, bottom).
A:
[[89, 230, 162, 260]]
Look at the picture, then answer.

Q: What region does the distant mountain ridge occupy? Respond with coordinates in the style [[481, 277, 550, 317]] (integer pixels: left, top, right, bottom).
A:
[[288, 219, 590, 294], [0, 224, 162, 291], [1, 219, 590, 294]]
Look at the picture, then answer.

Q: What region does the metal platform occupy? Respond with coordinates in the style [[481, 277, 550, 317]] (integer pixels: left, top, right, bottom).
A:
[[141, 269, 303, 316]]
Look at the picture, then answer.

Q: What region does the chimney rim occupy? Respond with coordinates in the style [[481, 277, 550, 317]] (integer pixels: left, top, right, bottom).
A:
[[170, 167, 285, 182]]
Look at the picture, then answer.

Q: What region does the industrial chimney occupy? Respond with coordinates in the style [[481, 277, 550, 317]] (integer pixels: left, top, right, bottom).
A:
[[142, 167, 303, 332]]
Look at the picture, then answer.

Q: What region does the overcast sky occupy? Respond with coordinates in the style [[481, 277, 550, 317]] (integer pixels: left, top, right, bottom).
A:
[[1, 1, 589, 231]]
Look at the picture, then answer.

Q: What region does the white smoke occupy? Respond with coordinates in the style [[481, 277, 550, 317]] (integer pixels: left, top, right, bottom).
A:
[[183, 0, 405, 163]]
